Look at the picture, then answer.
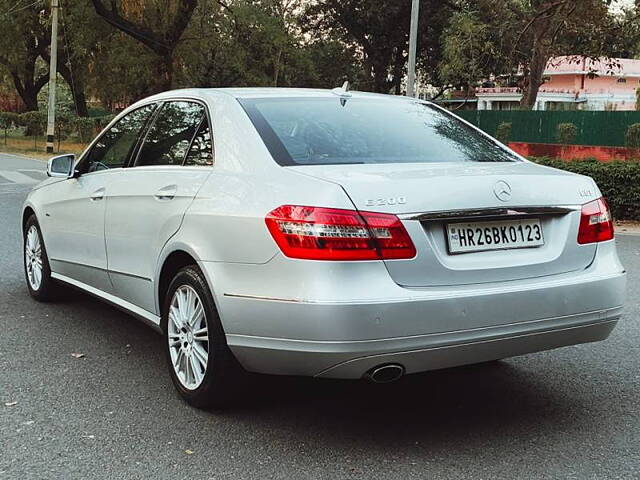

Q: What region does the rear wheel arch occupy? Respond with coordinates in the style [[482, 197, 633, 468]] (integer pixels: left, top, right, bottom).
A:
[[158, 251, 198, 314], [157, 250, 218, 321]]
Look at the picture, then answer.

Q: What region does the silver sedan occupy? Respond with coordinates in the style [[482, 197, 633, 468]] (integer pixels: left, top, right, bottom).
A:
[[22, 88, 626, 408]]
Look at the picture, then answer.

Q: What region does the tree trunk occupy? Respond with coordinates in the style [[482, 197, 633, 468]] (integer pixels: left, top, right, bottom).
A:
[[72, 87, 89, 117], [17, 85, 39, 112], [391, 47, 405, 95], [10, 71, 46, 112], [520, 34, 550, 110], [273, 49, 282, 87], [152, 54, 174, 93], [58, 64, 89, 116], [371, 58, 391, 93]]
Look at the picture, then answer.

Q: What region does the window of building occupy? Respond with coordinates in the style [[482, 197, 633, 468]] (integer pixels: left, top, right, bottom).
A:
[[617, 78, 627, 83]]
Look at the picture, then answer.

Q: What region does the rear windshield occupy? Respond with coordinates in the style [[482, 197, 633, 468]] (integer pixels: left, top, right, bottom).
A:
[[239, 97, 519, 166]]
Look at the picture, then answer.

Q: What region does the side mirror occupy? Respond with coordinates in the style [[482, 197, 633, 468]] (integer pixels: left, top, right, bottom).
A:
[[47, 154, 75, 178]]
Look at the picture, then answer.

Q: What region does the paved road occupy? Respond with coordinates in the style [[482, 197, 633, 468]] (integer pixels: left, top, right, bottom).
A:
[[1, 153, 639, 479]]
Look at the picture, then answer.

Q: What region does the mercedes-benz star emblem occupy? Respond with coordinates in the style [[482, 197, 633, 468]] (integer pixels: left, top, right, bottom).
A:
[[493, 180, 512, 202]]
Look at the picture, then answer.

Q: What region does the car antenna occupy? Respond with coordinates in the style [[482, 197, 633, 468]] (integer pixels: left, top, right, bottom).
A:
[[331, 80, 352, 106]]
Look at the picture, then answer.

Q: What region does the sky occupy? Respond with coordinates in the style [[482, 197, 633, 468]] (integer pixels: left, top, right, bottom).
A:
[[611, 0, 634, 13]]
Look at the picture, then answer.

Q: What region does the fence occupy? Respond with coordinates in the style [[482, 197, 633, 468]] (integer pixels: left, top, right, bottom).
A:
[[456, 110, 640, 147]]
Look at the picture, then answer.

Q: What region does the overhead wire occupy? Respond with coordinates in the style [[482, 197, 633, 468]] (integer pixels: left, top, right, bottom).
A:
[[0, 0, 43, 18]]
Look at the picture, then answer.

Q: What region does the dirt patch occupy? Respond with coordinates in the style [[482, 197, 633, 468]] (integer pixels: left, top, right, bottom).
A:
[[615, 220, 640, 235], [0, 136, 87, 159]]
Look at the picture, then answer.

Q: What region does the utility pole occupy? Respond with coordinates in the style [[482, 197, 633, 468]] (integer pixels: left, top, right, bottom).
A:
[[406, 0, 419, 98], [45, 0, 59, 154]]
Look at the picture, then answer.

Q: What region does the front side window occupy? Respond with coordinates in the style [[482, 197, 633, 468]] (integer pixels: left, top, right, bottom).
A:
[[239, 97, 519, 166], [80, 104, 156, 173], [135, 101, 207, 167]]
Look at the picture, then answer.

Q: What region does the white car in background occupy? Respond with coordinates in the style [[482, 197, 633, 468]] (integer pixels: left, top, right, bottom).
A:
[[22, 88, 626, 409]]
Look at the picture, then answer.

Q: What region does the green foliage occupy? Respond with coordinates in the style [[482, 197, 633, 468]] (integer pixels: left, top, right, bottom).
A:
[[636, 88, 640, 111], [306, 0, 454, 93], [532, 157, 640, 220], [0, 0, 632, 115], [73, 116, 97, 143], [626, 123, 640, 148], [495, 122, 512, 144], [0, 111, 18, 129], [439, 8, 517, 91], [18, 111, 47, 136], [555, 122, 578, 145], [0, 111, 18, 144], [94, 115, 115, 130]]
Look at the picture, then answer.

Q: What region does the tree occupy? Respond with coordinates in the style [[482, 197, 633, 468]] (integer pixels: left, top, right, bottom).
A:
[[306, 0, 456, 94], [514, 0, 618, 109], [438, 0, 623, 109], [0, 0, 50, 111], [90, 0, 198, 91], [439, 7, 519, 99], [50, 0, 115, 116], [173, 0, 359, 90], [0, 0, 98, 115], [85, 32, 157, 108]]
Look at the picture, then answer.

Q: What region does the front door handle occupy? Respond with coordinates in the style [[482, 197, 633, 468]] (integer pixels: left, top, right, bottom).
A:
[[90, 187, 105, 201], [154, 184, 177, 201]]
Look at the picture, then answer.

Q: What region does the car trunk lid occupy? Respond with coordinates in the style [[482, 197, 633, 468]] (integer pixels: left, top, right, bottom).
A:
[[289, 161, 600, 287]]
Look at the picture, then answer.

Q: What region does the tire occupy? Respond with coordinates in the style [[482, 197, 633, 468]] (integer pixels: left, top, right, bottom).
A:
[[162, 265, 247, 409], [23, 215, 59, 302]]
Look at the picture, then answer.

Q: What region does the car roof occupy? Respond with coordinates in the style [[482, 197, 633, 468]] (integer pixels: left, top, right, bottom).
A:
[[130, 87, 418, 104]]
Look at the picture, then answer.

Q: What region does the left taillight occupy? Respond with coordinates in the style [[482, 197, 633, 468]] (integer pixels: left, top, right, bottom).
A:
[[577, 197, 614, 245], [265, 205, 416, 261]]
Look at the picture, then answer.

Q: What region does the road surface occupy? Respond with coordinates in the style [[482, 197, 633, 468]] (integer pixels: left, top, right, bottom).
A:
[[1, 153, 638, 479]]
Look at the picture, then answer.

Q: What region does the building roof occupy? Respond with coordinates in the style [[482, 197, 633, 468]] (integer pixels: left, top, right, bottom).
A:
[[544, 56, 640, 77]]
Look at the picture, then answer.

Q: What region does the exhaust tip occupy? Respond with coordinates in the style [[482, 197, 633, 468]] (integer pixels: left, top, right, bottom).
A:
[[365, 364, 405, 384]]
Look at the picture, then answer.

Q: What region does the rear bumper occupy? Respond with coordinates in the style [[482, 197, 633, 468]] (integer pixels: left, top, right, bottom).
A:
[[200, 241, 626, 379], [228, 311, 620, 379]]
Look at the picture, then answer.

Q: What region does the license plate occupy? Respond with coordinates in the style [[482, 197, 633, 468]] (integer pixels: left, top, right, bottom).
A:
[[446, 218, 544, 254]]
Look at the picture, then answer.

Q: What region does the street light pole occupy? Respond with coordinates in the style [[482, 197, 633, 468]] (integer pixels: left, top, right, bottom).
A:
[[45, 0, 59, 154], [406, 0, 419, 98]]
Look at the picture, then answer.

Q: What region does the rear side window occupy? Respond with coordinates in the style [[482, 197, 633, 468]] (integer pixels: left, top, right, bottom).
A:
[[184, 118, 213, 166], [239, 97, 519, 166], [135, 101, 207, 166], [81, 104, 156, 173]]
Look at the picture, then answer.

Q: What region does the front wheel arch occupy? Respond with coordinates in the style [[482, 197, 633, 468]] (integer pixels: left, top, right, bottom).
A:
[[22, 206, 36, 234]]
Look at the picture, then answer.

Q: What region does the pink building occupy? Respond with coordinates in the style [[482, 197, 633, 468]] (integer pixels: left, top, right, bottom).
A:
[[476, 56, 640, 111]]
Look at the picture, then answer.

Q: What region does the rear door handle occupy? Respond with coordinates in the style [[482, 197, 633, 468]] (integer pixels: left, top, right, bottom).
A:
[[90, 187, 105, 201], [154, 184, 177, 201]]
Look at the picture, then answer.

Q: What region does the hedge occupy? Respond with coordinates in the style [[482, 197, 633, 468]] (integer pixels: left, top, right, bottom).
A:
[[495, 122, 512, 144], [555, 122, 578, 145], [531, 157, 640, 221], [625, 123, 640, 148]]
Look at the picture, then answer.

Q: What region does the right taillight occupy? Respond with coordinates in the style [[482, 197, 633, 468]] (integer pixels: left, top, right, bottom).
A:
[[577, 197, 614, 244]]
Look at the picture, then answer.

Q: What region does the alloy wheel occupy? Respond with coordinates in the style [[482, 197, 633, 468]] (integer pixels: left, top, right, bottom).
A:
[[167, 285, 209, 390], [25, 225, 43, 291]]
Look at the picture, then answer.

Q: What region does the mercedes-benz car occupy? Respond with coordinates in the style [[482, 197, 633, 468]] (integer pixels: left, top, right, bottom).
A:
[[22, 88, 626, 408]]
